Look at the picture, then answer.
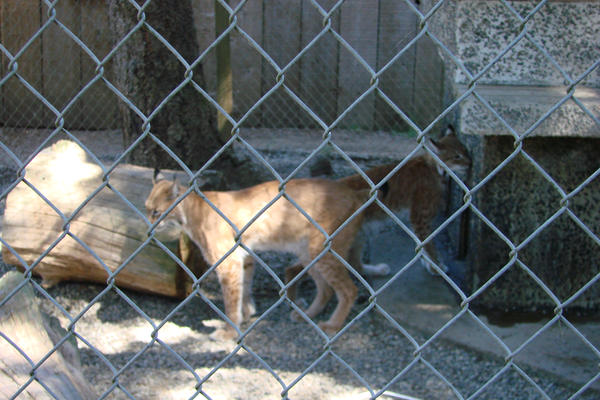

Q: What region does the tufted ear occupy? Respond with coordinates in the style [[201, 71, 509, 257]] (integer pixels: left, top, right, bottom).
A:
[[153, 168, 171, 185], [444, 124, 456, 136], [171, 173, 180, 197], [431, 124, 457, 154], [171, 181, 181, 199], [429, 138, 440, 155]]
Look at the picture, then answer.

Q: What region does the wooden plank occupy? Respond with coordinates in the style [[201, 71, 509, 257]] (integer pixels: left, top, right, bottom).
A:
[[1, 0, 45, 128], [231, 0, 263, 127], [42, 0, 82, 128], [337, 0, 378, 130], [79, 0, 118, 130], [413, 35, 444, 129], [374, 0, 417, 132], [0, 272, 96, 399], [192, 0, 216, 99], [299, 0, 340, 127], [261, 0, 303, 128], [215, 0, 234, 139]]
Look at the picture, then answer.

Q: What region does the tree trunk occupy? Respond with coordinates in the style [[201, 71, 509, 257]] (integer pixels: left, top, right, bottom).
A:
[[107, 0, 233, 174], [0, 271, 96, 399], [106, 1, 272, 278]]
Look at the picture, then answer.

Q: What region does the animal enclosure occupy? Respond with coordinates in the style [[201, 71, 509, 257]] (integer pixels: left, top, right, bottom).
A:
[[1, 0, 599, 399]]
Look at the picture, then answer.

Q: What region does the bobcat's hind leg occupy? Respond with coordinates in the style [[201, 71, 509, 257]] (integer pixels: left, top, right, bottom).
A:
[[348, 232, 390, 277], [410, 205, 448, 275], [290, 267, 333, 323], [421, 246, 449, 275], [362, 263, 391, 277], [284, 263, 304, 303], [313, 255, 358, 336]]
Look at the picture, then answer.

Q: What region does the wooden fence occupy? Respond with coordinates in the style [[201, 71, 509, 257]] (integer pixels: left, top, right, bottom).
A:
[[1, 0, 444, 132]]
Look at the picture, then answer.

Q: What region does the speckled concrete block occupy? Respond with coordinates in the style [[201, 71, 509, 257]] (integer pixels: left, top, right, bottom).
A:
[[424, 0, 600, 312], [427, 1, 600, 87], [466, 136, 600, 313]]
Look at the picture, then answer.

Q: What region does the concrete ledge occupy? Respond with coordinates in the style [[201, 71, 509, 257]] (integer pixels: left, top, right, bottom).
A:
[[459, 85, 600, 138]]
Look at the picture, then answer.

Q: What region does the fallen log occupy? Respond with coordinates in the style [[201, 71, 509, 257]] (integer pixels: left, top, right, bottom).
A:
[[1, 140, 210, 298], [0, 271, 96, 399]]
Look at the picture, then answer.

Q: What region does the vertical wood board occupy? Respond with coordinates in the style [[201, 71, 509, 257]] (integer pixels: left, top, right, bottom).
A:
[[414, 35, 444, 128], [337, 0, 378, 130], [231, 0, 263, 127], [261, 0, 304, 128], [1, 0, 45, 128], [299, 0, 340, 127], [375, 0, 417, 131], [79, 0, 119, 130], [42, 0, 82, 128]]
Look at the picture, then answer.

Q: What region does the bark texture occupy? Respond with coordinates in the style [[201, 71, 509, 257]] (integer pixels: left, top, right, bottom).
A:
[[0, 271, 96, 399], [1, 140, 206, 298]]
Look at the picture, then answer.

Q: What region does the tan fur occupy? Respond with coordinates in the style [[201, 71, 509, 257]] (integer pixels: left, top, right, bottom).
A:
[[145, 177, 369, 338], [342, 131, 470, 271], [285, 130, 471, 291]]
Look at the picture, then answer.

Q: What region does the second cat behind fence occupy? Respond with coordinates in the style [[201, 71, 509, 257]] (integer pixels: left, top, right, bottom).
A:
[[285, 126, 471, 301]]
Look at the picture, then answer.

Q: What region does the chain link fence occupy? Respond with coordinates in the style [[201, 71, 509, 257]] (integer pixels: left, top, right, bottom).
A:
[[0, 0, 444, 132], [1, 0, 599, 399]]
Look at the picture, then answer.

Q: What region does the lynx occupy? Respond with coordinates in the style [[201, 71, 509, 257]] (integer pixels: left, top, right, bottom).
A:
[[145, 172, 369, 338], [285, 127, 471, 297]]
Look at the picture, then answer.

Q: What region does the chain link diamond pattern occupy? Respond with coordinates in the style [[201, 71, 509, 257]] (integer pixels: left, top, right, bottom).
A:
[[1, 0, 599, 399]]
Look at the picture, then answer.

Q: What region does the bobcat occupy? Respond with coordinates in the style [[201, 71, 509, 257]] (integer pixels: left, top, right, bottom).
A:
[[145, 172, 370, 338], [285, 127, 471, 298]]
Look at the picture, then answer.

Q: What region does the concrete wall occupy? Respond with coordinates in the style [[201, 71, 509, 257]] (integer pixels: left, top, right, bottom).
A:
[[469, 136, 600, 312], [426, 0, 600, 312]]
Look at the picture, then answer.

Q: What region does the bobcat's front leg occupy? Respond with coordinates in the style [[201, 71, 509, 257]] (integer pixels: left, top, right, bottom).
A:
[[242, 258, 256, 319], [213, 256, 245, 341]]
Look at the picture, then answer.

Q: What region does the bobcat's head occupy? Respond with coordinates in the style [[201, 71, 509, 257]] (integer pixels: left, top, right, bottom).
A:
[[145, 169, 185, 237], [430, 126, 471, 177]]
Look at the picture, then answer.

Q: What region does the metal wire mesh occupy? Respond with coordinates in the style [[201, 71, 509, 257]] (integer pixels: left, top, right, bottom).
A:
[[0, 0, 599, 399]]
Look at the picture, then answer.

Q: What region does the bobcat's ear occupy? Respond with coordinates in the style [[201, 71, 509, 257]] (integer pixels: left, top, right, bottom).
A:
[[152, 168, 172, 184], [444, 124, 456, 137], [429, 139, 441, 155], [153, 168, 161, 184], [171, 180, 180, 198]]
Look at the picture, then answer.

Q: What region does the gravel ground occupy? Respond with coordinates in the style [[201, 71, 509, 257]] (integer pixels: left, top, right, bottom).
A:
[[0, 258, 591, 400], [0, 128, 595, 399]]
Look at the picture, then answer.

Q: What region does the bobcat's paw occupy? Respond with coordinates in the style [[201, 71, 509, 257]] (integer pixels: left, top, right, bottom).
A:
[[423, 259, 449, 275], [318, 321, 340, 337], [209, 327, 237, 342], [290, 310, 304, 323], [242, 299, 256, 320], [363, 262, 391, 277]]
